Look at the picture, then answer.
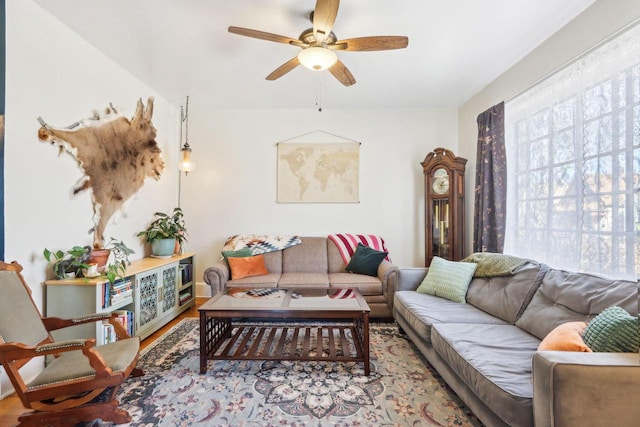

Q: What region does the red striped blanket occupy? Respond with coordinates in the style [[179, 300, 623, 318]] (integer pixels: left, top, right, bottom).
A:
[[327, 233, 391, 264]]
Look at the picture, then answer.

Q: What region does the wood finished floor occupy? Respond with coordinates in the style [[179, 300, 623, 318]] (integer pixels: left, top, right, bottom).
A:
[[0, 297, 208, 427]]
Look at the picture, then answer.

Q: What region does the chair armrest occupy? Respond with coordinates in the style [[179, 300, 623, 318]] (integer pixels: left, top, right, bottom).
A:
[[397, 267, 428, 291], [0, 338, 114, 378], [42, 312, 113, 331], [203, 260, 230, 295], [533, 351, 640, 427]]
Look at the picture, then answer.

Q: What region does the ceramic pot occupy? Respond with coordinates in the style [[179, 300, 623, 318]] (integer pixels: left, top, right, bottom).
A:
[[151, 238, 176, 257], [89, 249, 111, 272]]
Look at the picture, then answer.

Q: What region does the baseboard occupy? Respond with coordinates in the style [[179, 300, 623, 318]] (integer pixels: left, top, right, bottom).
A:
[[196, 281, 211, 298]]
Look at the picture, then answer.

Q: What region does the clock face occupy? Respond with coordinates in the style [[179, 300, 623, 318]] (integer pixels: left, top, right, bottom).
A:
[[432, 168, 449, 194]]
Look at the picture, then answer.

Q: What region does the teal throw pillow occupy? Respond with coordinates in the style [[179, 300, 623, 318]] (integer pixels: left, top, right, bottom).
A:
[[417, 256, 477, 303], [583, 306, 640, 353], [345, 244, 388, 277], [221, 247, 253, 262]]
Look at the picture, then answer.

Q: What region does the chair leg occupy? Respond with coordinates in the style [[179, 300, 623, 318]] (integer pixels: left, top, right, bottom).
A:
[[17, 400, 131, 427]]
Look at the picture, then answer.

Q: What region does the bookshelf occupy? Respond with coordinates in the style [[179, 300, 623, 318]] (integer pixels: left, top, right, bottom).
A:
[[45, 253, 196, 344]]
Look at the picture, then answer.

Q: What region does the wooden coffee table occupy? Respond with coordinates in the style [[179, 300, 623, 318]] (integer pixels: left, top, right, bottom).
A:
[[199, 287, 371, 375]]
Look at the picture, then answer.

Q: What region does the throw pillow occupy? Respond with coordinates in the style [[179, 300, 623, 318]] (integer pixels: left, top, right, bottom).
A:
[[345, 243, 388, 277], [538, 321, 592, 352], [227, 255, 269, 280], [221, 247, 253, 262], [583, 306, 640, 353], [416, 256, 477, 303]]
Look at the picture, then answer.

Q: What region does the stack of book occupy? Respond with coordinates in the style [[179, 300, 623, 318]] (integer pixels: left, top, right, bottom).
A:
[[110, 278, 133, 307], [178, 263, 193, 287], [102, 309, 135, 343]]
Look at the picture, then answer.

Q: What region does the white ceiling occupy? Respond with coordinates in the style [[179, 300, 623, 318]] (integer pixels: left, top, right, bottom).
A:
[[33, 0, 596, 110]]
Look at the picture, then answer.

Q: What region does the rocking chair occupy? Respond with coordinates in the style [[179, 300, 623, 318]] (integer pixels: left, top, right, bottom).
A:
[[0, 261, 143, 427]]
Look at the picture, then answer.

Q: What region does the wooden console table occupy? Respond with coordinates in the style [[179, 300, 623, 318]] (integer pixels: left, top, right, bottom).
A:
[[45, 253, 196, 344]]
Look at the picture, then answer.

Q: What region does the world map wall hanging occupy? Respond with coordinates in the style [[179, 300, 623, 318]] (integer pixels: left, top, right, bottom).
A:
[[277, 141, 360, 203]]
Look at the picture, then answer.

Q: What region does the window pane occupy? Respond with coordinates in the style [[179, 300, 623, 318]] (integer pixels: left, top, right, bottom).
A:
[[553, 98, 575, 131], [552, 130, 575, 163], [583, 80, 613, 120], [553, 164, 576, 196], [530, 170, 548, 198], [528, 109, 550, 139], [552, 198, 578, 230], [530, 138, 549, 169]]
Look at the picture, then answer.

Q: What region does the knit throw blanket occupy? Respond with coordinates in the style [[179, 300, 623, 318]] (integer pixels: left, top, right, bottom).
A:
[[221, 234, 302, 255], [328, 233, 391, 264], [461, 252, 530, 277]]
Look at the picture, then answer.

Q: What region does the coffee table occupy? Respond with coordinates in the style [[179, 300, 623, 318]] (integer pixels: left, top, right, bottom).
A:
[[198, 287, 371, 375]]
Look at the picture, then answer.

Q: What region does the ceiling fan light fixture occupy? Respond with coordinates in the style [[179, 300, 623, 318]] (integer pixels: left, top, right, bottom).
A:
[[297, 46, 337, 71]]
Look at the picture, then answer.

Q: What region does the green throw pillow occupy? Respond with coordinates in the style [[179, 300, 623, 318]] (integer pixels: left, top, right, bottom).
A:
[[417, 256, 477, 303], [583, 306, 640, 353], [345, 244, 388, 277], [221, 247, 253, 262]]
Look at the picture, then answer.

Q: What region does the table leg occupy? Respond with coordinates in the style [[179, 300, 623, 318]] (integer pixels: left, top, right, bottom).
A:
[[363, 313, 370, 375]]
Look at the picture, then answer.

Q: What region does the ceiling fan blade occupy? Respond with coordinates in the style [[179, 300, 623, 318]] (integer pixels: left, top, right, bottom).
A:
[[334, 36, 409, 51], [266, 57, 300, 81], [328, 60, 356, 86], [228, 26, 301, 46], [313, 0, 340, 44]]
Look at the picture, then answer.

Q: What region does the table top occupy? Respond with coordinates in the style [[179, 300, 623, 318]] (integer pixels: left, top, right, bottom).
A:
[[199, 287, 370, 313]]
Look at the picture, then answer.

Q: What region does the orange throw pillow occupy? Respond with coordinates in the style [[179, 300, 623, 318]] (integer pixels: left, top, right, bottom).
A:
[[538, 321, 592, 352], [227, 255, 269, 280]]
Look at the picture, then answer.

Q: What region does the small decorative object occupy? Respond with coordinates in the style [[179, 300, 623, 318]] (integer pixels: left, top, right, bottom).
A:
[[421, 148, 467, 266], [137, 207, 188, 256]]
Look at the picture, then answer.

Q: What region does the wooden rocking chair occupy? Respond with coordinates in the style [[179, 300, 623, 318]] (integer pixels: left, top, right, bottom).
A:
[[0, 261, 143, 426]]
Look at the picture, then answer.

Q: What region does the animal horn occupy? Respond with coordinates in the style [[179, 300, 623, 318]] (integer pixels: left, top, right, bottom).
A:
[[144, 96, 154, 120], [133, 98, 144, 121]]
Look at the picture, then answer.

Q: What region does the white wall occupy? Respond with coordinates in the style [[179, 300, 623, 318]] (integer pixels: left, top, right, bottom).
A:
[[2, 0, 180, 396], [457, 0, 640, 255], [180, 106, 458, 295]]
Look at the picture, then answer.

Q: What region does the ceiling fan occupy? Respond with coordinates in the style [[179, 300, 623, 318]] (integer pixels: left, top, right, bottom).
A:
[[228, 0, 409, 86]]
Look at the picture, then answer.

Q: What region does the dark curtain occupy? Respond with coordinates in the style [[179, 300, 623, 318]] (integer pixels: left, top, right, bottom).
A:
[[473, 102, 506, 253]]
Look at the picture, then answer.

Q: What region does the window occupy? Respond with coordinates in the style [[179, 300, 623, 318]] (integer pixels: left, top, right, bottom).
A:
[[505, 24, 639, 280]]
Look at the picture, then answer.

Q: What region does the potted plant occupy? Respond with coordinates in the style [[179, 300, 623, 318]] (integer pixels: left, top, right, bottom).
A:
[[137, 208, 187, 257], [43, 245, 92, 279]]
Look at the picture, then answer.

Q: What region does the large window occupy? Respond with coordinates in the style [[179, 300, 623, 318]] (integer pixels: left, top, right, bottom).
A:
[[505, 23, 639, 280]]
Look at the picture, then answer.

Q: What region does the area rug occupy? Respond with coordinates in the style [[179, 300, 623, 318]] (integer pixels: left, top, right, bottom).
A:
[[116, 319, 483, 426]]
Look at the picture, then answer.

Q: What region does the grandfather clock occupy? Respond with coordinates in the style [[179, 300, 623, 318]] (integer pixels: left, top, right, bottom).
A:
[[421, 148, 467, 266]]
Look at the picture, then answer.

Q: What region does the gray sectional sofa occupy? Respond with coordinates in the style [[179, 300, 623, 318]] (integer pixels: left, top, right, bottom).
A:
[[203, 236, 399, 319], [394, 261, 639, 427]]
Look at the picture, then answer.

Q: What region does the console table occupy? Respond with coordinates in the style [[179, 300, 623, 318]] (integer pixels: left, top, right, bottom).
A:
[[45, 253, 196, 344]]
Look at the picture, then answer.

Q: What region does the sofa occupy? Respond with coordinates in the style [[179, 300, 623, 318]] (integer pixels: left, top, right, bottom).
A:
[[203, 236, 399, 319], [394, 258, 639, 427]]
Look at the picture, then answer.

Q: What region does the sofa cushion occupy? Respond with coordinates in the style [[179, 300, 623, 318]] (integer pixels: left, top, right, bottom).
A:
[[417, 256, 477, 303], [227, 273, 280, 287], [394, 291, 508, 344], [278, 272, 329, 288], [538, 321, 592, 352], [345, 244, 387, 277], [515, 269, 638, 340], [583, 306, 640, 353], [431, 323, 540, 427], [466, 262, 547, 324], [227, 255, 269, 279], [282, 237, 328, 273], [329, 273, 382, 295]]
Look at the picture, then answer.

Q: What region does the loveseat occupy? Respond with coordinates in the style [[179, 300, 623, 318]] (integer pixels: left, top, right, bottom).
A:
[[203, 236, 399, 319], [394, 257, 639, 427]]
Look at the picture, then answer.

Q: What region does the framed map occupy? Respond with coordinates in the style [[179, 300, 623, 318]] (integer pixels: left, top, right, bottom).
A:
[[277, 142, 359, 203]]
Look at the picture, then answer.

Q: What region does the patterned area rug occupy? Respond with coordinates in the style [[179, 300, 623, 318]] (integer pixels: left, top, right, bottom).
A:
[[116, 319, 483, 426]]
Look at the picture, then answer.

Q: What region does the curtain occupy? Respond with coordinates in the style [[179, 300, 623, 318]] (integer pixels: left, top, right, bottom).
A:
[[473, 102, 506, 253], [504, 23, 640, 280]]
